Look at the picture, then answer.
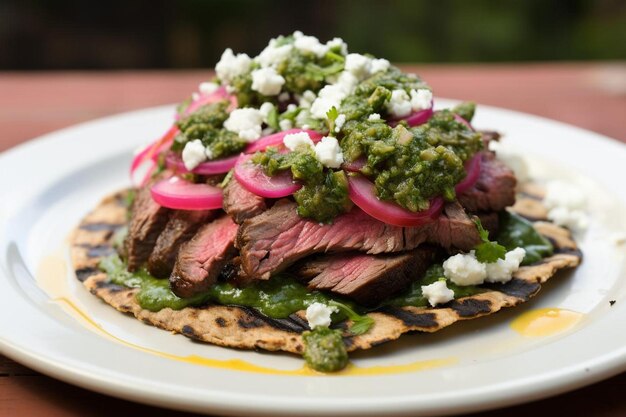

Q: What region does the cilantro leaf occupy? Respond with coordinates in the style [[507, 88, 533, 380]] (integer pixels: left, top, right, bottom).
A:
[[329, 300, 374, 336], [473, 218, 507, 263], [326, 106, 339, 133]]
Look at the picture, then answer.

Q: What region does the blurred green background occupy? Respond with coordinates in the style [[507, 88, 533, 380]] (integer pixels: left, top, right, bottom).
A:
[[1, 0, 624, 70]]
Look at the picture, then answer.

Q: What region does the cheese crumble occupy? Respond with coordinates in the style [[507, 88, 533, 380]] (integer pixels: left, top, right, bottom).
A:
[[421, 280, 455, 307], [305, 302, 338, 329]]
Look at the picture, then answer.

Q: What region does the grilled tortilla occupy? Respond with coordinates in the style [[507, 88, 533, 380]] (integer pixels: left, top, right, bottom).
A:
[[70, 185, 582, 354]]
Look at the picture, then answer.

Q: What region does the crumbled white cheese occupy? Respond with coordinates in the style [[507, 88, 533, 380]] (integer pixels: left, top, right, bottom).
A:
[[251, 67, 285, 96], [259, 102, 275, 124], [368, 113, 381, 121], [544, 181, 588, 231], [215, 48, 252, 84], [295, 108, 313, 128], [198, 81, 219, 95], [386, 89, 412, 118], [305, 302, 338, 329], [283, 131, 315, 151], [443, 251, 487, 286], [326, 37, 348, 55], [345, 54, 389, 80], [345, 53, 372, 79], [223, 108, 264, 142], [310, 98, 339, 120], [294, 34, 329, 58], [279, 118, 293, 131], [336, 71, 359, 92], [548, 207, 589, 231], [309, 71, 358, 120], [444, 247, 527, 286], [310, 85, 346, 119], [370, 58, 390, 74], [256, 40, 293, 68], [421, 280, 455, 307], [334, 114, 346, 132], [315, 136, 344, 168], [485, 247, 526, 283], [410, 88, 433, 111], [182, 139, 207, 170], [298, 90, 317, 109]]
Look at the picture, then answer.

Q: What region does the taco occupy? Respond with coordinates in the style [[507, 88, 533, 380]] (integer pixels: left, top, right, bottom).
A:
[[70, 32, 582, 372]]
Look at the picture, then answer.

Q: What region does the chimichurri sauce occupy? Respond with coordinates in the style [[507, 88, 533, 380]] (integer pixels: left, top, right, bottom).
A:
[[100, 255, 336, 316], [302, 327, 348, 372], [171, 100, 248, 160]]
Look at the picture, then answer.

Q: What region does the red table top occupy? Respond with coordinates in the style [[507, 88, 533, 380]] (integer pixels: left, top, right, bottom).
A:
[[1, 63, 625, 416]]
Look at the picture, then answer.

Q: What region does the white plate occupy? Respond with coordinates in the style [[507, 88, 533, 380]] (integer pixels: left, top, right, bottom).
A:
[[1, 100, 625, 417]]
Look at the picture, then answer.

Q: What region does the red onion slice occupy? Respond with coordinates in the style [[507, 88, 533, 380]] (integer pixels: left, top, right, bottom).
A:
[[150, 176, 223, 210], [455, 153, 482, 194], [165, 152, 239, 175], [342, 157, 366, 172], [454, 114, 474, 131], [233, 153, 301, 198], [347, 174, 443, 227]]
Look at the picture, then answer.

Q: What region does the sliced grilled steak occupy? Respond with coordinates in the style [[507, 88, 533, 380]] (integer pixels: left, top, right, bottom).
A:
[[170, 215, 238, 297], [223, 178, 267, 223], [476, 211, 500, 238], [236, 199, 480, 280], [294, 248, 437, 306], [124, 186, 171, 271], [458, 152, 516, 213], [147, 210, 215, 278]]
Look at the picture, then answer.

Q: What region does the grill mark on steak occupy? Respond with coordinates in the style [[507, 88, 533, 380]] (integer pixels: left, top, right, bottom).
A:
[[147, 210, 215, 278], [124, 185, 171, 271], [236, 199, 481, 280], [223, 178, 267, 224], [170, 215, 238, 298], [294, 248, 437, 306], [458, 152, 516, 213]]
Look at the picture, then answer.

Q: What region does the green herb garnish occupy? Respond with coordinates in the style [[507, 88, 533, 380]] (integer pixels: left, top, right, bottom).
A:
[[329, 300, 374, 335], [474, 218, 507, 263]]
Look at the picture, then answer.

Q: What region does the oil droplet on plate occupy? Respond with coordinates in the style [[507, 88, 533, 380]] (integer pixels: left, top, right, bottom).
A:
[[511, 308, 583, 338]]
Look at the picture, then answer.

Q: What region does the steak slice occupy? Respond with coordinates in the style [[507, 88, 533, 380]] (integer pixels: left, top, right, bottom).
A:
[[124, 186, 171, 271], [147, 210, 215, 278], [458, 152, 516, 213], [223, 178, 267, 224], [236, 199, 480, 280], [294, 247, 437, 306], [170, 215, 239, 297]]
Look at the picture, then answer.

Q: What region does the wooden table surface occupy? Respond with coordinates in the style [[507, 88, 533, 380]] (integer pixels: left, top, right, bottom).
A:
[[1, 63, 625, 416]]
